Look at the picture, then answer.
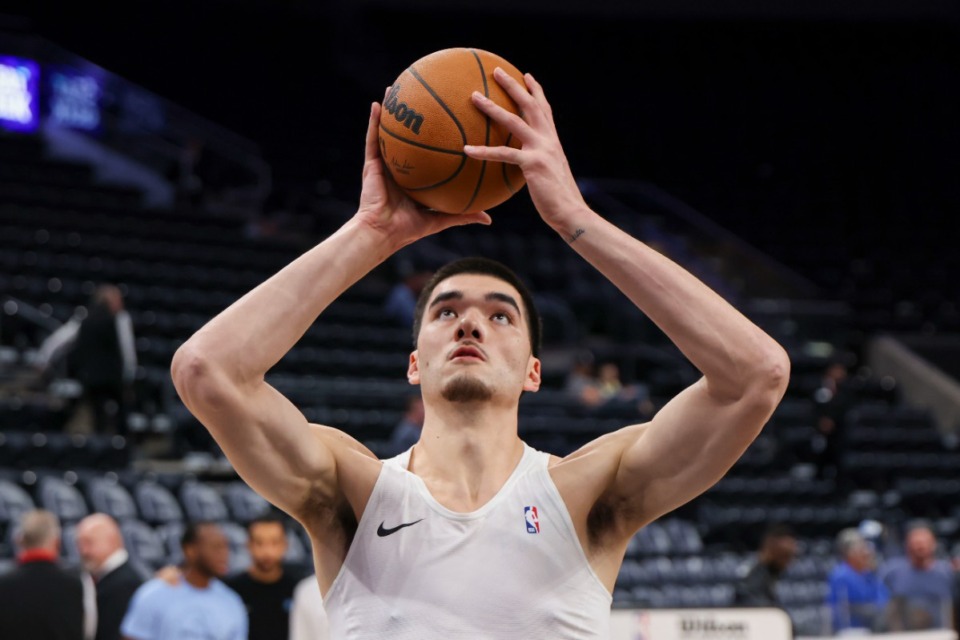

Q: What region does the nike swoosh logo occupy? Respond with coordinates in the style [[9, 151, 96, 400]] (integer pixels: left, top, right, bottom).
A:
[[377, 519, 424, 537]]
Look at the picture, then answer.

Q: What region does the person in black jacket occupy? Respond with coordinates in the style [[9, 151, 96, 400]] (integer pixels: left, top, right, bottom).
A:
[[0, 510, 87, 640], [734, 523, 798, 607], [76, 514, 149, 640]]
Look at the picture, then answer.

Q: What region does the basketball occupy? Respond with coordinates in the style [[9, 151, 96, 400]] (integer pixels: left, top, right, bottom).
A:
[[378, 48, 526, 214]]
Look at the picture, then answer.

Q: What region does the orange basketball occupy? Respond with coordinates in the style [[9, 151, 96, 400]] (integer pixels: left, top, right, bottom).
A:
[[378, 48, 526, 214]]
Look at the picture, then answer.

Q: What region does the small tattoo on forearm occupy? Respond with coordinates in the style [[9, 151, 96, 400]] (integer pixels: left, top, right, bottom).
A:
[[568, 228, 585, 243]]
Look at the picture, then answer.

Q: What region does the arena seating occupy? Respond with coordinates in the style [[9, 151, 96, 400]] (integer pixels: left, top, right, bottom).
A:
[[1, 125, 956, 637]]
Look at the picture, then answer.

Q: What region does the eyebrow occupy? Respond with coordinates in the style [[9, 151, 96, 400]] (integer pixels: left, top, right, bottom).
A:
[[428, 290, 522, 317]]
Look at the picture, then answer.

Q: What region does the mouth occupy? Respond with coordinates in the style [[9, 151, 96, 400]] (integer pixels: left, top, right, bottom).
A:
[[449, 344, 486, 362]]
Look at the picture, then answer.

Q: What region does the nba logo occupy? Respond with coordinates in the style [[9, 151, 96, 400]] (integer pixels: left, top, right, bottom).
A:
[[524, 506, 540, 534]]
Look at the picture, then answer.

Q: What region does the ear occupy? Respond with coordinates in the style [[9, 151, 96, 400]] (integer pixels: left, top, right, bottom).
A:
[[407, 350, 421, 385], [523, 356, 541, 393]]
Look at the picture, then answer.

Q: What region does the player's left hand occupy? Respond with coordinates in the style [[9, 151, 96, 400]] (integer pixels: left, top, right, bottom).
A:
[[464, 68, 588, 229]]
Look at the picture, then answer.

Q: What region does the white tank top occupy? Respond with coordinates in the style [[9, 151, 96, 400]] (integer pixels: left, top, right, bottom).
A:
[[323, 443, 613, 638]]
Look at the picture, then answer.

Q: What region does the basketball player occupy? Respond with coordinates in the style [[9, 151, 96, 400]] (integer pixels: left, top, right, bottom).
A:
[[171, 69, 790, 637]]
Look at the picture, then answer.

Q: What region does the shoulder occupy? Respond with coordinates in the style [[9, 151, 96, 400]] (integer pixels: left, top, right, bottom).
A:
[[222, 572, 247, 590], [128, 578, 174, 609], [214, 579, 247, 608]]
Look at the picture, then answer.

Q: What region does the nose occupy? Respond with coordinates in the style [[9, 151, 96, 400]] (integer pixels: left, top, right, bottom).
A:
[[456, 309, 483, 341]]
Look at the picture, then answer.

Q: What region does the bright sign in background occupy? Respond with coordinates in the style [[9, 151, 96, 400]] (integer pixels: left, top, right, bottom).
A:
[[48, 69, 102, 131], [0, 56, 40, 132]]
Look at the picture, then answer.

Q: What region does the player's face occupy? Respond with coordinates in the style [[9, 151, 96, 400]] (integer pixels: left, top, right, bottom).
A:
[[247, 522, 287, 573], [410, 274, 540, 402]]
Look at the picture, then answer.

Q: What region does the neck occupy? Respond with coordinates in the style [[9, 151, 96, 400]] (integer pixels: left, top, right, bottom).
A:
[[183, 566, 213, 589], [248, 565, 283, 583], [411, 398, 524, 511]]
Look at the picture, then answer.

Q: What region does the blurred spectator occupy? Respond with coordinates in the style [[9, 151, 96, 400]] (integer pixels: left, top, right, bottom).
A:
[[390, 395, 425, 456], [881, 522, 956, 631], [75, 514, 149, 640], [384, 267, 432, 329], [812, 361, 852, 481], [289, 574, 330, 640], [0, 509, 92, 640], [121, 522, 246, 640], [564, 350, 603, 408], [595, 362, 654, 418], [566, 354, 654, 420], [225, 515, 305, 640], [37, 284, 137, 435], [827, 528, 889, 633], [733, 523, 798, 608]]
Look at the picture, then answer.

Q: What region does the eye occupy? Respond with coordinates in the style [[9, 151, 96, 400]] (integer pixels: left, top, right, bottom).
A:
[[491, 312, 511, 325], [438, 308, 457, 319]]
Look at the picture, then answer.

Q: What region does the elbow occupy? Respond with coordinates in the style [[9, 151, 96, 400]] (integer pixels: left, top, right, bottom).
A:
[[750, 342, 791, 408], [170, 344, 226, 409]]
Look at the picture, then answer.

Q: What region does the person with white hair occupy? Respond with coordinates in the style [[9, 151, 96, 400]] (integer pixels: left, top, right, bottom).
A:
[[76, 513, 150, 640], [0, 509, 95, 640], [827, 527, 889, 633]]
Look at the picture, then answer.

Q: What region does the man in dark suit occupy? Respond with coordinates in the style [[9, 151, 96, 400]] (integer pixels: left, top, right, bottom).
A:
[[0, 509, 87, 640], [76, 514, 149, 640]]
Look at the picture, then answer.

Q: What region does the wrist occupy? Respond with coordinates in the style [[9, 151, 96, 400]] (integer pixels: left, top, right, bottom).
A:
[[341, 215, 403, 261], [545, 202, 598, 242]]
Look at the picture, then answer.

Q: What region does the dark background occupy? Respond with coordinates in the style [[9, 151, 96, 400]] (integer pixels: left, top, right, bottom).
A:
[[6, 0, 960, 269]]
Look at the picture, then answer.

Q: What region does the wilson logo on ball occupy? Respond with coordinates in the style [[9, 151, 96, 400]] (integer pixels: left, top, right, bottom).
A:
[[384, 84, 425, 135]]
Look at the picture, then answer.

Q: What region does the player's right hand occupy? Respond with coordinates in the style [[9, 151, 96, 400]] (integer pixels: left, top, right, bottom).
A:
[[355, 93, 491, 250]]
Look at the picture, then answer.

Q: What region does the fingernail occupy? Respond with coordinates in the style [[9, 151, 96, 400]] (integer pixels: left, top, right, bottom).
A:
[[494, 67, 505, 76], [471, 91, 485, 100], [463, 145, 475, 152]]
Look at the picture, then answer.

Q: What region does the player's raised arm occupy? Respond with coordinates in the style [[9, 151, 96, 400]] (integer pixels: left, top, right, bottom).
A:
[[467, 69, 789, 534], [171, 101, 490, 521]]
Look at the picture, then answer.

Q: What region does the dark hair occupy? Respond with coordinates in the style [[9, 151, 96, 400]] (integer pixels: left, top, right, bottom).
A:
[[247, 513, 286, 535], [181, 521, 218, 548], [761, 523, 795, 543], [411, 257, 542, 357]]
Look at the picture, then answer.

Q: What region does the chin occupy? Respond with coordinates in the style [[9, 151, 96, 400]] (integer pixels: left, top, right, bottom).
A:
[[441, 375, 494, 403]]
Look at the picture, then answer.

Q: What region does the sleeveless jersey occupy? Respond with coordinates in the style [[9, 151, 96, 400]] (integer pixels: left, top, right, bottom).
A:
[[323, 444, 612, 638]]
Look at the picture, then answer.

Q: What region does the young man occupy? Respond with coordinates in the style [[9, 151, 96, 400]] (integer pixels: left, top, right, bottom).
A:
[[172, 69, 789, 637], [121, 522, 246, 640], [225, 515, 303, 640]]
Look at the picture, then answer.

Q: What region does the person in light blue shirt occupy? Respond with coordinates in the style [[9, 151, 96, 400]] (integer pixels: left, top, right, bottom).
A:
[[827, 528, 889, 632], [121, 522, 247, 640]]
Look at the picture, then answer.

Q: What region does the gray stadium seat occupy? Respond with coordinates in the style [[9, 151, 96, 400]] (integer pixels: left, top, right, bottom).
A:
[[284, 529, 309, 565], [224, 481, 271, 523], [179, 482, 228, 522], [38, 476, 89, 523], [0, 480, 36, 525], [86, 478, 138, 521], [156, 522, 185, 566], [135, 481, 184, 524], [219, 521, 250, 573], [121, 520, 167, 569]]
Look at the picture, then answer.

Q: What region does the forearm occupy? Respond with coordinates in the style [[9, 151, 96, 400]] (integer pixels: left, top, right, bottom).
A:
[[549, 206, 786, 400], [176, 218, 395, 384]]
